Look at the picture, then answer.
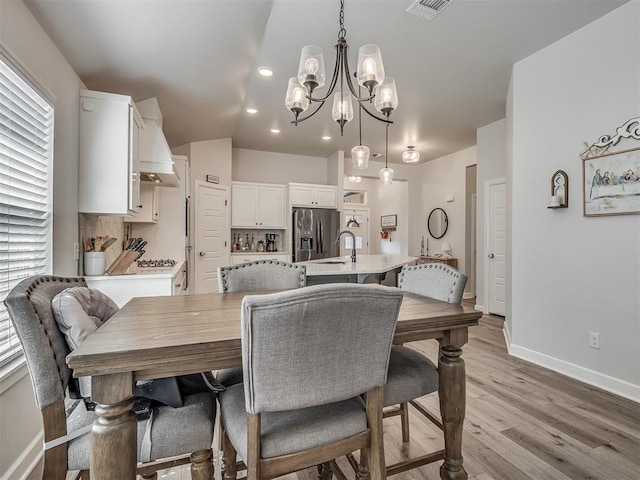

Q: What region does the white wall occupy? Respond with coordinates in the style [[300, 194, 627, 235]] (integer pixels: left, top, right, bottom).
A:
[[418, 147, 477, 292], [232, 148, 329, 184], [476, 119, 507, 311], [510, 0, 640, 400], [0, 0, 86, 476]]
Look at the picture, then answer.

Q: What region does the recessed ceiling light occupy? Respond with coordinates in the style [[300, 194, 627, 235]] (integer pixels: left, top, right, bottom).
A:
[[245, 107, 258, 114], [258, 66, 274, 77], [270, 128, 280, 134], [322, 135, 331, 141]]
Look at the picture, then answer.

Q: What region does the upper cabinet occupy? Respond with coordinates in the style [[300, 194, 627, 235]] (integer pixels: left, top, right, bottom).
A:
[[124, 184, 159, 223], [231, 182, 286, 228], [289, 183, 337, 209], [79, 90, 142, 215]]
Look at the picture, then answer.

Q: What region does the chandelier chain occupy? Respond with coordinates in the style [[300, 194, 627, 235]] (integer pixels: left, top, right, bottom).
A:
[[338, 0, 346, 39]]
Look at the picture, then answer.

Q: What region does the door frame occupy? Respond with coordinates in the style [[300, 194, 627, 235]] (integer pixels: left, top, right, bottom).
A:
[[484, 177, 506, 315], [194, 180, 229, 294]]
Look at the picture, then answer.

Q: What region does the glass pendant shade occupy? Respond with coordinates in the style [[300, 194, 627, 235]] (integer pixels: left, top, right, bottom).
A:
[[351, 145, 370, 169], [356, 44, 385, 93], [297, 45, 326, 91], [285, 77, 310, 114], [374, 77, 398, 115], [348, 175, 362, 183], [402, 146, 420, 163], [379, 166, 394, 184], [331, 92, 354, 125]]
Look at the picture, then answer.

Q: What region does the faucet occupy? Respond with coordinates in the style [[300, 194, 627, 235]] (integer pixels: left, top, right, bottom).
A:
[[335, 230, 357, 263]]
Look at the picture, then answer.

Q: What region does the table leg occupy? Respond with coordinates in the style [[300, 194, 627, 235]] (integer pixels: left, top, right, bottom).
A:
[[438, 329, 468, 480], [90, 372, 137, 479]]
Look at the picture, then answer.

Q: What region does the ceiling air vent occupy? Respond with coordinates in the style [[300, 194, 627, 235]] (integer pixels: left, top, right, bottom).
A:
[[406, 0, 454, 20]]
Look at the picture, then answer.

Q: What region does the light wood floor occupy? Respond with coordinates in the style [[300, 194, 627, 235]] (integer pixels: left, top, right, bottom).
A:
[[30, 312, 638, 480], [157, 311, 639, 480]]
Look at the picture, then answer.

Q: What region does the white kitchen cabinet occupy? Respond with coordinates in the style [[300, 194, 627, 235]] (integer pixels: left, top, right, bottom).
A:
[[84, 262, 186, 307], [79, 90, 143, 215], [124, 184, 159, 223], [231, 182, 286, 228], [230, 254, 290, 265], [289, 183, 337, 208]]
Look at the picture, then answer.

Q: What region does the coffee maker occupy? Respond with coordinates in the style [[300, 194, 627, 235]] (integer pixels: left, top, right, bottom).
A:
[[265, 233, 277, 252]]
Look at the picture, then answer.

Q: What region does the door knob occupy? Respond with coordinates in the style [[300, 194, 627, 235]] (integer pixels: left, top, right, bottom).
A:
[[488, 253, 495, 258], [199, 251, 206, 257]]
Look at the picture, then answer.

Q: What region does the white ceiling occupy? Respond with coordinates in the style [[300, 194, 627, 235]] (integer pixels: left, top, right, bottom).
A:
[[25, 0, 628, 164]]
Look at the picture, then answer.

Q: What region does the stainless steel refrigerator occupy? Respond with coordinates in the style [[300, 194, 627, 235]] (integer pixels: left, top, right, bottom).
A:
[[292, 208, 341, 262]]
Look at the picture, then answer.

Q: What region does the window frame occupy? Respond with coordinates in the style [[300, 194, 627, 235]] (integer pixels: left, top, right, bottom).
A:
[[0, 46, 54, 370]]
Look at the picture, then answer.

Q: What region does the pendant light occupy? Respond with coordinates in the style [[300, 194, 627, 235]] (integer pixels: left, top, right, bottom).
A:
[[351, 88, 370, 169], [379, 121, 394, 185], [402, 145, 420, 163]]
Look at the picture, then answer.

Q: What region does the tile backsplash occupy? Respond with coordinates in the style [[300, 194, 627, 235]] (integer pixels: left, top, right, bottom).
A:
[[79, 214, 135, 275]]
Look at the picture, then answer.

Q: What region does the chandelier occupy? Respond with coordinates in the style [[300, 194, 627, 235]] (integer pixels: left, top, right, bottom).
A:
[[285, 0, 399, 173]]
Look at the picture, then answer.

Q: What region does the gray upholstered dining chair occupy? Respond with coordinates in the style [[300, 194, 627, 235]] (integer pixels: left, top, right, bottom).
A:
[[4, 275, 216, 480], [378, 263, 468, 474], [219, 283, 403, 480], [217, 260, 306, 293], [215, 260, 306, 388]]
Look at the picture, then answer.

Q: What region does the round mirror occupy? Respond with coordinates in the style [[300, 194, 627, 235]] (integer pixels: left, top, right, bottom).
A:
[[428, 208, 448, 239]]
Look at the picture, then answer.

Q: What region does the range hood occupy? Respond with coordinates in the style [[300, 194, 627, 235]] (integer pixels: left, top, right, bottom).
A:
[[138, 118, 179, 188]]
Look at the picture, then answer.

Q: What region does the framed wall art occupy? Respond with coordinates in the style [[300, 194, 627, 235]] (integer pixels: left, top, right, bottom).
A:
[[581, 118, 640, 217], [380, 214, 397, 227]]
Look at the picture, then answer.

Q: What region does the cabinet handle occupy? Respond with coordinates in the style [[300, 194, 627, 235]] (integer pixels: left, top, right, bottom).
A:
[[137, 204, 143, 208], [199, 251, 206, 257], [488, 253, 495, 258]]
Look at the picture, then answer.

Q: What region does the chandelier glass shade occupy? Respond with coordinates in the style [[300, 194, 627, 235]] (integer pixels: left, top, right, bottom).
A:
[[284, 0, 398, 135], [351, 145, 370, 169], [402, 145, 420, 163], [285, 77, 310, 116], [331, 92, 354, 127]]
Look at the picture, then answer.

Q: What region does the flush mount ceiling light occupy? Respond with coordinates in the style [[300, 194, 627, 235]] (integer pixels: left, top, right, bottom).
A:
[[322, 135, 332, 141], [270, 128, 280, 133], [402, 145, 420, 163], [284, 0, 398, 137], [258, 66, 274, 77], [245, 107, 258, 114]]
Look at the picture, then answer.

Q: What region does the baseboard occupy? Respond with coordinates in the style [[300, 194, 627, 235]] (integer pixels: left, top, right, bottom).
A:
[[508, 343, 640, 403], [474, 303, 486, 313], [1, 432, 43, 480], [503, 324, 512, 350]]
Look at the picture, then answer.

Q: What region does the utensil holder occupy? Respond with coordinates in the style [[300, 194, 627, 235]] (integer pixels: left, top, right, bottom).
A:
[[84, 252, 106, 276]]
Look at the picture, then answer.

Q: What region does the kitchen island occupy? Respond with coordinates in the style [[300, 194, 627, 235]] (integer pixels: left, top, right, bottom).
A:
[[296, 254, 418, 285]]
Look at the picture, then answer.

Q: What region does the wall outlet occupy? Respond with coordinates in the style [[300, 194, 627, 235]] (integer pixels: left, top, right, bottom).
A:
[[589, 331, 600, 349]]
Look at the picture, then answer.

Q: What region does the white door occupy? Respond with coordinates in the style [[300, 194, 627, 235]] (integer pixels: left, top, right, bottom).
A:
[[342, 209, 369, 256], [195, 182, 228, 294], [487, 181, 506, 315]]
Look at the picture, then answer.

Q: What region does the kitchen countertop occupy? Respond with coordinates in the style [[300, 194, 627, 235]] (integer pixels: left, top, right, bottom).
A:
[[295, 255, 418, 276], [230, 251, 289, 255], [85, 261, 185, 280]]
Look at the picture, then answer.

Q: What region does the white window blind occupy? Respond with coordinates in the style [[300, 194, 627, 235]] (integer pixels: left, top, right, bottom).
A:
[[0, 53, 54, 368]]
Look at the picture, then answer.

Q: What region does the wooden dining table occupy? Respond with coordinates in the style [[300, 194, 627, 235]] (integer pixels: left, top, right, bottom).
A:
[[67, 288, 481, 480]]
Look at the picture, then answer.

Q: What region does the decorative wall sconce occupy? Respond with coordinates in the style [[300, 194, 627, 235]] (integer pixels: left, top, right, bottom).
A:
[[548, 170, 568, 208]]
